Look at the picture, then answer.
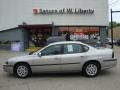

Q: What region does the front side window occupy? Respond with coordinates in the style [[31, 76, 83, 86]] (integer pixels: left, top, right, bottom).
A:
[[41, 44, 63, 56], [64, 44, 89, 54]]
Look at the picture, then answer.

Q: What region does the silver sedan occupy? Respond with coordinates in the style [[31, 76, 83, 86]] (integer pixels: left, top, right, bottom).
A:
[[3, 41, 117, 78]]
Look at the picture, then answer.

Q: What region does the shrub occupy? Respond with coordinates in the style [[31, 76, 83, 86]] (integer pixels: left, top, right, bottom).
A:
[[3, 40, 11, 44]]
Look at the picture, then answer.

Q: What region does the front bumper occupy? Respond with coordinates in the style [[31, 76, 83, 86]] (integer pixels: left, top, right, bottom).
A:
[[3, 64, 14, 73], [102, 58, 117, 70]]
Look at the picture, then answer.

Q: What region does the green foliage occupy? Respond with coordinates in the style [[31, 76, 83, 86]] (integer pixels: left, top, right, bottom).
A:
[[3, 41, 11, 44], [0, 40, 11, 44], [109, 21, 120, 28]]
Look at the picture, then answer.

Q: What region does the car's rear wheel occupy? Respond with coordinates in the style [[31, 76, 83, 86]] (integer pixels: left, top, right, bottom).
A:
[[14, 63, 31, 78], [82, 62, 100, 77]]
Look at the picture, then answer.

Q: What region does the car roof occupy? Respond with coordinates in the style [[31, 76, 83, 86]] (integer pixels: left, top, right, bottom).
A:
[[48, 41, 88, 46]]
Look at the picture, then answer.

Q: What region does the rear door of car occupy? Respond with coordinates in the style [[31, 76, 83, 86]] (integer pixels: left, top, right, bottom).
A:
[[60, 43, 88, 71]]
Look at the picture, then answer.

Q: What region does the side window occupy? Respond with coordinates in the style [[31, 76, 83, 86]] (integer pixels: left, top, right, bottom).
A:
[[41, 44, 63, 56], [82, 45, 89, 52], [64, 44, 89, 54]]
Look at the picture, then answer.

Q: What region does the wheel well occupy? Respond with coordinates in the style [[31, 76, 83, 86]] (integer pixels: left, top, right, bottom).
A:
[[82, 60, 101, 70], [13, 62, 31, 73]]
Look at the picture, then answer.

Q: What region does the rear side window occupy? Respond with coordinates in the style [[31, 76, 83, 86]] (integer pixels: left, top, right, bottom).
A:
[[64, 44, 89, 54], [82, 45, 89, 52]]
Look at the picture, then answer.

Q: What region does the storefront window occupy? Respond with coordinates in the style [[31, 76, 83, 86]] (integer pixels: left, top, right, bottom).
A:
[[28, 29, 51, 47], [58, 26, 100, 47]]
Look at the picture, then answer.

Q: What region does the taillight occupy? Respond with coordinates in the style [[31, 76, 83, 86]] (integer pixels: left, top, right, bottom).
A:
[[112, 52, 114, 58]]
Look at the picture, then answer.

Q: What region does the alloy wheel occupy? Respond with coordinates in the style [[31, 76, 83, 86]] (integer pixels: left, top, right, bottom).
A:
[[86, 64, 98, 76], [16, 65, 28, 78]]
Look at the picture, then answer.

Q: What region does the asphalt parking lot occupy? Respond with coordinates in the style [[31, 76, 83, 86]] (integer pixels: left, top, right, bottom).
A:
[[0, 46, 120, 90]]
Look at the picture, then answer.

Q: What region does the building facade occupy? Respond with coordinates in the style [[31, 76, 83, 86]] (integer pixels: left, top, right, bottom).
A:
[[0, 0, 109, 50]]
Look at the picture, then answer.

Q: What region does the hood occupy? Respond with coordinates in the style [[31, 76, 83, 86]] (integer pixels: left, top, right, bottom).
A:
[[8, 55, 36, 62]]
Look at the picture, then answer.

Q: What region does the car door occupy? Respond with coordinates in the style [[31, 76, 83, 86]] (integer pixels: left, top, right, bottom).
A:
[[60, 43, 88, 71], [32, 44, 63, 73]]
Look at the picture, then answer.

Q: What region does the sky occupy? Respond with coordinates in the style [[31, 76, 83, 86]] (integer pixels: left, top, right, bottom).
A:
[[109, 0, 120, 22]]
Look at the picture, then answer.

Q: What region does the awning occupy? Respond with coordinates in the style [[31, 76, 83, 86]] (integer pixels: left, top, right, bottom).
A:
[[19, 24, 52, 30]]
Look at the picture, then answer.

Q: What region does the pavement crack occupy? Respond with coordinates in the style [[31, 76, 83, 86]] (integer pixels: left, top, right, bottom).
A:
[[26, 83, 31, 90]]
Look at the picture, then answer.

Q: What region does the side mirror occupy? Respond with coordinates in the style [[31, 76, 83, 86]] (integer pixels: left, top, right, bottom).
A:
[[37, 53, 42, 57], [29, 51, 34, 55]]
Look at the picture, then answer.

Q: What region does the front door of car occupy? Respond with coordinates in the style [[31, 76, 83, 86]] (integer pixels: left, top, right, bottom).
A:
[[32, 44, 63, 73], [60, 44, 88, 71]]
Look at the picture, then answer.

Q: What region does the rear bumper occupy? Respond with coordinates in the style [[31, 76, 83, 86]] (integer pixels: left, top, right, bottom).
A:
[[3, 64, 13, 73], [101, 58, 117, 70]]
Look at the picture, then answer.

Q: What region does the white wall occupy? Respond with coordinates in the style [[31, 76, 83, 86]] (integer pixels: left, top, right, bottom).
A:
[[0, 0, 109, 31]]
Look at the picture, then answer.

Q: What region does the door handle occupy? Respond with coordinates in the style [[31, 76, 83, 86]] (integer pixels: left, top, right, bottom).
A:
[[54, 58, 61, 60], [80, 56, 85, 58]]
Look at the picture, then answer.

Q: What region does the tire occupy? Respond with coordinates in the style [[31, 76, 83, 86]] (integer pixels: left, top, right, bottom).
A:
[[82, 62, 100, 77], [14, 63, 31, 78]]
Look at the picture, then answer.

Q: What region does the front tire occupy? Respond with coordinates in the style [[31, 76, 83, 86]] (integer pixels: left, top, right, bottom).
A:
[[14, 63, 31, 78], [82, 62, 100, 77]]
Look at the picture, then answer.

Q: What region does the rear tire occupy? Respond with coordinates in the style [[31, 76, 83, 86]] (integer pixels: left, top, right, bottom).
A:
[[82, 62, 100, 77], [14, 63, 31, 78]]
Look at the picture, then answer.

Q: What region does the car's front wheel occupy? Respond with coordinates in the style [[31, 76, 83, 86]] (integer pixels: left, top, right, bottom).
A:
[[82, 62, 100, 77], [14, 63, 31, 78]]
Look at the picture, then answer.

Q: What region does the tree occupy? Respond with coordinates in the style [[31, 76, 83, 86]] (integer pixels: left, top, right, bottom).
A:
[[109, 21, 120, 29]]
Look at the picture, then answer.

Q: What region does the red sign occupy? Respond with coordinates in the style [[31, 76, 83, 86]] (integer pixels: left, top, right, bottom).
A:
[[33, 9, 39, 14]]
